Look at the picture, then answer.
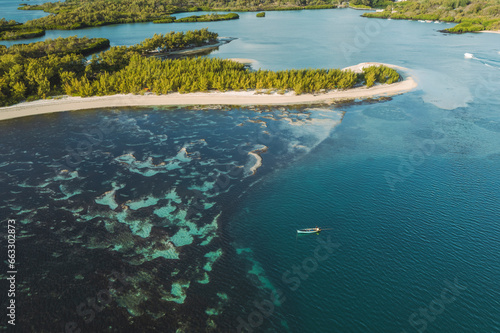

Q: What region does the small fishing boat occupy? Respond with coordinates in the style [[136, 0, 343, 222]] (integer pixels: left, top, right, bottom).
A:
[[297, 227, 321, 234]]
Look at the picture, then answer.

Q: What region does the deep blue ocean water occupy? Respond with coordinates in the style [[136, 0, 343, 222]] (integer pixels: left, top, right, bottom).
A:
[[1, 7, 500, 333]]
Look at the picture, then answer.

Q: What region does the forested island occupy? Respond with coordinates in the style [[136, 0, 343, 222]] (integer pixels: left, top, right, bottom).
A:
[[0, 18, 45, 41], [362, 0, 500, 33], [174, 12, 239, 22], [1, 0, 339, 40], [349, 0, 393, 9], [0, 36, 110, 57], [0, 29, 401, 107], [153, 12, 239, 23]]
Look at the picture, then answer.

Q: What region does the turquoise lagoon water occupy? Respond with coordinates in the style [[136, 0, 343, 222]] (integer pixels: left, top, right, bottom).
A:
[[1, 7, 500, 333]]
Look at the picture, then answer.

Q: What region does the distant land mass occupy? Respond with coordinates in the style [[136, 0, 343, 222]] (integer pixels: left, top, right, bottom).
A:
[[362, 0, 500, 33], [1, 0, 497, 40], [1, 0, 340, 40]]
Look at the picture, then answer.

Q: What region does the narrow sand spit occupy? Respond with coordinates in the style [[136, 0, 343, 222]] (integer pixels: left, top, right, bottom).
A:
[[0, 63, 417, 121]]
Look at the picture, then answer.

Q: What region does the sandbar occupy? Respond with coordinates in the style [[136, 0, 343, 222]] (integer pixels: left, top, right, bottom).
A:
[[0, 63, 418, 121]]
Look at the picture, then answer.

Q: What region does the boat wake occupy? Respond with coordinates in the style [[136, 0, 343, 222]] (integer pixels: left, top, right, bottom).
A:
[[464, 53, 500, 70]]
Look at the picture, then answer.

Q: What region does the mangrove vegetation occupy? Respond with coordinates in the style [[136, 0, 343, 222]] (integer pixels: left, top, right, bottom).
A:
[[349, 0, 394, 9], [132, 29, 219, 54], [0, 18, 45, 41], [0, 36, 110, 58], [174, 13, 239, 22]]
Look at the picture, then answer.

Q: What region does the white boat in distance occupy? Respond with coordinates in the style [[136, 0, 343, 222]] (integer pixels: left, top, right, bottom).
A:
[[297, 227, 322, 234]]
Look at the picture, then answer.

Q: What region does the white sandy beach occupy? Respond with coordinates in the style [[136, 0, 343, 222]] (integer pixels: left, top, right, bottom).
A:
[[228, 58, 258, 65], [0, 63, 418, 121], [479, 30, 500, 34]]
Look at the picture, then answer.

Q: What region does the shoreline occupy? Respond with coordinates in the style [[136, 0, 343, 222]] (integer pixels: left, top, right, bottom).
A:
[[478, 30, 500, 35], [145, 37, 235, 58], [0, 63, 418, 121]]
